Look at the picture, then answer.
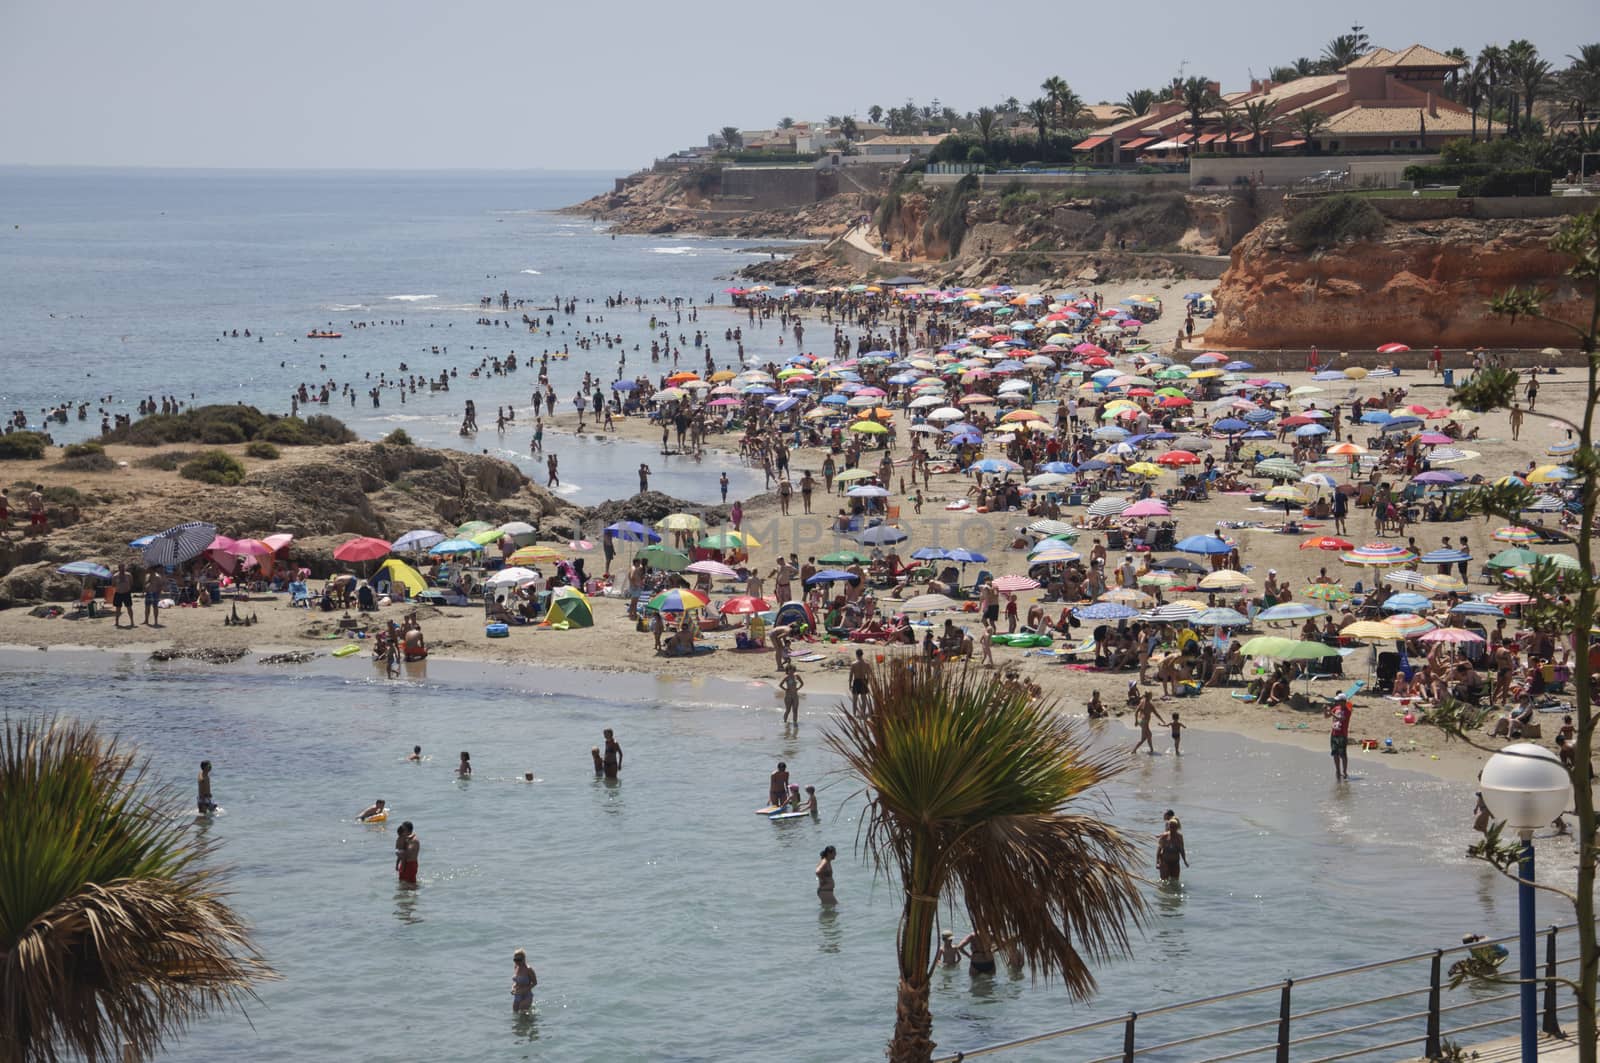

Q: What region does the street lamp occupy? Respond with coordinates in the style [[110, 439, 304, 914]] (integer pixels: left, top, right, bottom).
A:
[[1479, 742, 1573, 1063]]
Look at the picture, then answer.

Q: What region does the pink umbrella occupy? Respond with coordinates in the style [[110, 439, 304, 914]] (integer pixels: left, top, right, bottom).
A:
[[569, 539, 594, 551], [1417, 432, 1453, 445], [991, 575, 1041, 593], [1124, 499, 1171, 517], [1419, 627, 1485, 644], [231, 538, 277, 556], [686, 560, 738, 579], [1485, 591, 1533, 605], [262, 533, 295, 552], [206, 534, 242, 555], [708, 398, 741, 407], [333, 536, 392, 563]]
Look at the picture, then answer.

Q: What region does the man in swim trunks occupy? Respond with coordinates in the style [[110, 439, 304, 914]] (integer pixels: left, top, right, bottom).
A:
[[769, 762, 789, 807], [1327, 698, 1352, 780], [26, 484, 45, 537], [112, 564, 134, 627], [603, 729, 622, 778], [395, 822, 419, 884], [143, 569, 166, 627], [849, 649, 872, 714], [197, 760, 216, 814], [358, 798, 386, 821]]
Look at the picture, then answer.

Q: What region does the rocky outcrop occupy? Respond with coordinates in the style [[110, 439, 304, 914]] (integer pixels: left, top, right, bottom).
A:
[[1205, 214, 1589, 349], [566, 171, 866, 239]]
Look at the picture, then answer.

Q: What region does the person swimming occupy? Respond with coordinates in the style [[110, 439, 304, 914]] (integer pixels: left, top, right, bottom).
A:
[[357, 798, 386, 821], [407, 745, 423, 762], [785, 784, 802, 811]]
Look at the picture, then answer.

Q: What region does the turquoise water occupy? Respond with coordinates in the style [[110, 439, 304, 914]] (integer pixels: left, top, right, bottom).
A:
[[0, 168, 803, 503], [2, 650, 1525, 1061]]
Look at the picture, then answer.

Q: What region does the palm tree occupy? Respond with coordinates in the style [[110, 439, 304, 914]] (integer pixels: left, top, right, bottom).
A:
[[868, 105, 884, 125], [1293, 56, 1318, 77], [1180, 76, 1220, 142], [1563, 45, 1600, 133], [1506, 40, 1552, 130], [1444, 47, 1470, 100], [975, 107, 998, 151], [0, 717, 273, 1063], [827, 665, 1145, 1063], [1240, 99, 1277, 154], [1115, 88, 1157, 119], [1268, 65, 1302, 84], [1212, 107, 1243, 153], [718, 126, 742, 151], [1055, 88, 1090, 131], [1321, 27, 1370, 73], [777, 116, 795, 130], [1042, 76, 1070, 114], [1003, 96, 1021, 114], [1028, 97, 1052, 158], [839, 116, 859, 142], [1478, 45, 1506, 140], [1460, 66, 1485, 141], [1289, 109, 1331, 153]]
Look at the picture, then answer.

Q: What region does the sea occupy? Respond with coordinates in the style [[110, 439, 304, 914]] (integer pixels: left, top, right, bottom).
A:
[[0, 171, 1546, 1061]]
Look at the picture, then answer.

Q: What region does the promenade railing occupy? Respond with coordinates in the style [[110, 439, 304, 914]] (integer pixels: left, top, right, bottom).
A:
[[933, 922, 1583, 1063]]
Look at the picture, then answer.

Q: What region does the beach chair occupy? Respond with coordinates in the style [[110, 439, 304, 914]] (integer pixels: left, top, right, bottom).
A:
[[288, 581, 311, 608], [972, 570, 993, 596], [886, 504, 901, 523]]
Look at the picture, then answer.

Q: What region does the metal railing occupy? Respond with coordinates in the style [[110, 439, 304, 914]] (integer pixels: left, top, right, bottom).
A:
[[934, 923, 1583, 1062]]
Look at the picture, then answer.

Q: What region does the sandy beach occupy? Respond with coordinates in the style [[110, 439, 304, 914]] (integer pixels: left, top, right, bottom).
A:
[[0, 270, 1585, 791]]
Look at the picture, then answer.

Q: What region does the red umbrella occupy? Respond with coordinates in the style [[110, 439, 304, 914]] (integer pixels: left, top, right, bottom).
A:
[[1156, 450, 1200, 466], [1377, 343, 1411, 354], [334, 536, 392, 562], [1159, 395, 1193, 407], [721, 596, 772, 616], [1300, 535, 1354, 551]]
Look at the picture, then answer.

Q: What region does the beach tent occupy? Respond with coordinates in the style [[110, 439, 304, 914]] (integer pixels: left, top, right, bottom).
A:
[[543, 587, 594, 629], [774, 600, 816, 632], [378, 558, 427, 596]]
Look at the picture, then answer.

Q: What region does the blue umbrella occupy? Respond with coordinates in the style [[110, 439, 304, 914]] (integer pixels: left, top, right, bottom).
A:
[[855, 525, 909, 545], [605, 521, 661, 544], [610, 379, 637, 391], [945, 548, 988, 564], [1175, 534, 1233, 555], [1074, 602, 1138, 620], [968, 459, 1016, 475], [1078, 459, 1111, 471], [1243, 430, 1275, 440], [1195, 607, 1251, 627], [1257, 602, 1327, 622], [1295, 424, 1330, 437], [1243, 410, 1276, 423], [949, 432, 983, 446], [1224, 361, 1254, 371], [1313, 370, 1348, 381], [804, 569, 860, 586], [1213, 418, 1249, 433], [1360, 410, 1394, 425], [429, 538, 483, 555], [1382, 593, 1431, 612], [1040, 461, 1076, 474], [128, 534, 156, 549], [820, 394, 849, 406], [1452, 601, 1505, 616], [58, 561, 112, 579], [911, 547, 949, 561]]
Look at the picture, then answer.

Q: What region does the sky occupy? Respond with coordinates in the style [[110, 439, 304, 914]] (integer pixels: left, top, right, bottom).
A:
[[2, 0, 1593, 172]]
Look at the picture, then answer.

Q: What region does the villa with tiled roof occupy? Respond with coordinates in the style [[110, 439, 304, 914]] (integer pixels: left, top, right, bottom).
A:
[[1074, 44, 1470, 165]]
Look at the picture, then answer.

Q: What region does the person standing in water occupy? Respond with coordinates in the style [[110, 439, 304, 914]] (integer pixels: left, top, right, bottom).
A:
[[816, 845, 837, 905], [1169, 711, 1186, 757], [590, 746, 605, 776], [1133, 694, 1165, 755], [780, 663, 804, 725], [958, 932, 996, 976], [395, 822, 419, 885], [196, 760, 216, 814], [603, 729, 622, 778], [768, 762, 789, 807], [1327, 697, 1352, 781], [1157, 817, 1188, 882], [407, 745, 423, 762], [511, 949, 537, 1011], [456, 751, 473, 777]]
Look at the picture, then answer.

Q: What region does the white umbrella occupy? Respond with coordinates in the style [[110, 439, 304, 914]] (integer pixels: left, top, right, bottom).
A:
[[484, 567, 538, 588]]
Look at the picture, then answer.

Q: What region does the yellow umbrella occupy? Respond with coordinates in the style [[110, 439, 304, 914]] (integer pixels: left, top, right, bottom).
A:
[[1528, 465, 1574, 484], [1126, 462, 1162, 476], [656, 513, 705, 532], [1341, 620, 1402, 642], [709, 370, 737, 382], [1188, 368, 1223, 379], [850, 421, 888, 434], [1198, 570, 1254, 590], [509, 545, 562, 565], [378, 558, 426, 595], [1344, 367, 1368, 379]]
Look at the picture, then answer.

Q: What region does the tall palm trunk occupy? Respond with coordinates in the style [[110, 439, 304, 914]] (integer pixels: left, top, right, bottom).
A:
[[889, 838, 939, 1063], [1575, 299, 1600, 1063]]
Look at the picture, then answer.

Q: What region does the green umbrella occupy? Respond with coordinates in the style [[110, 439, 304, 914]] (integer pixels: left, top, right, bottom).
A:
[[1240, 636, 1338, 660], [819, 550, 871, 564], [637, 545, 691, 571], [455, 520, 494, 537], [1487, 546, 1540, 569]]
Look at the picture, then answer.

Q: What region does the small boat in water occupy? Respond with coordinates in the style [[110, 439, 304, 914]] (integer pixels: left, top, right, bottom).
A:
[[307, 330, 342, 339]]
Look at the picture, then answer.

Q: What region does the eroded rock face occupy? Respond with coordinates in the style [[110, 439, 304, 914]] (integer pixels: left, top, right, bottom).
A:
[[1205, 215, 1588, 349]]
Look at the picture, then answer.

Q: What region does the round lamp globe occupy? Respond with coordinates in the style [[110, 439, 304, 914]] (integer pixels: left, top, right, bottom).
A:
[[1480, 743, 1571, 832]]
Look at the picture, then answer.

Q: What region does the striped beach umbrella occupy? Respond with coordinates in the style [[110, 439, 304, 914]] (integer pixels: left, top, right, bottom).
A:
[[1028, 548, 1081, 566], [1419, 627, 1485, 644], [1142, 602, 1203, 623], [509, 545, 563, 566], [1452, 600, 1506, 617], [1492, 526, 1541, 543], [1255, 457, 1303, 480], [1087, 497, 1130, 518], [1100, 587, 1154, 605], [1485, 591, 1534, 606], [1195, 607, 1251, 627], [1418, 549, 1471, 565], [1138, 572, 1183, 589], [1303, 583, 1352, 602], [141, 521, 219, 568], [1383, 569, 1429, 587], [1257, 602, 1328, 623], [1074, 602, 1138, 620], [1420, 573, 1469, 594], [991, 575, 1040, 593], [1341, 620, 1403, 642], [1198, 570, 1254, 590], [1340, 542, 1417, 567], [1384, 613, 1436, 638], [647, 589, 709, 613]]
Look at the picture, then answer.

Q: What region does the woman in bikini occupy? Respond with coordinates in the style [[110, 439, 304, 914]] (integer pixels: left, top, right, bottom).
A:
[[511, 949, 536, 1011], [816, 845, 837, 906]]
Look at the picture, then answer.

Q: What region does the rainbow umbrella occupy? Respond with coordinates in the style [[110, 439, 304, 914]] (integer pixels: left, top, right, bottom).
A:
[[1303, 584, 1352, 602], [1491, 526, 1540, 543], [647, 589, 709, 613], [1340, 542, 1417, 567], [1384, 613, 1436, 638]]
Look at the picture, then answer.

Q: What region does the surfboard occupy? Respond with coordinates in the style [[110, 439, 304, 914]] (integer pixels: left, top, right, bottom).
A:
[[755, 805, 782, 815], [769, 810, 814, 821]]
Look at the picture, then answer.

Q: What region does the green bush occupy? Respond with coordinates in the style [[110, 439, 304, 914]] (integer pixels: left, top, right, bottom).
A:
[[0, 432, 47, 460], [246, 441, 280, 460], [303, 414, 356, 444], [95, 404, 351, 447], [179, 449, 247, 486], [135, 450, 195, 471], [922, 173, 977, 255], [1402, 162, 1494, 185], [258, 419, 309, 445], [42, 485, 82, 506], [384, 429, 414, 446], [199, 421, 246, 445], [58, 442, 116, 472], [1458, 169, 1552, 198], [1286, 195, 1385, 250]]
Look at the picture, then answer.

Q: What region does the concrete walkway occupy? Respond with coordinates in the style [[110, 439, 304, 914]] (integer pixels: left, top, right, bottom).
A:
[[841, 223, 890, 263], [1404, 1031, 1589, 1061]]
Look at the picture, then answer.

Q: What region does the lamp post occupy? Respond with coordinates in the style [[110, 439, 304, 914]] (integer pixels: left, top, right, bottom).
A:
[[1479, 742, 1573, 1063]]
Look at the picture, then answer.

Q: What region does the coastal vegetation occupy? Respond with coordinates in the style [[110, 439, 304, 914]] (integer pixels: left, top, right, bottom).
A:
[[1429, 206, 1600, 1063], [57, 441, 116, 472], [1285, 194, 1386, 250], [827, 664, 1143, 1062], [99, 404, 351, 448], [245, 441, 280, 460], [0, 717, 273, 1062], [179, 449, 247, 486], [0, 432, 48, 461]]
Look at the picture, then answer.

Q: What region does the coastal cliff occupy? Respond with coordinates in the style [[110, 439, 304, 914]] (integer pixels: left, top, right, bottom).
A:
[[565, 171, 863, 239], [1204, 212, 1589, 350]]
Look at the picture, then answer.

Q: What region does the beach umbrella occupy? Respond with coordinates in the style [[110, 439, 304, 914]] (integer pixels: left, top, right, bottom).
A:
[[1257, 602, 1327, 623], [334, 536, 393, 563], [1027, 519, 1078, 537], [1156, 450, 1200, 467], [1074, 602, 1138, 621], [1326, 442, 1366, 456], [1487, 547, 1541, 569], [1418, 548, 1471, 565], [606, 521, 662, 544], [1138, 572, 1183, 589], [1528, 465, 1577, 484], [1198, 570, 1254, 591], [1195, 607, 1250, 627], [1124, 499, 1171, 517], [1153, 557, 1209, 574], [1419, 627, 1485, 645], [721, 596, 772, 615], [453, 521, 494, 539], [1100, 588, 1155, 605], [141, 521, 218, 568], [1175, 534, 1233, 555], [991, 575, 1040, 593], [392, 529, 445, 553], [508, 545, 563, 565], [901, 593, 960, 613], [657, 513, 706, 532], [484, 567, 538, 589], [969, 458, 1022, 475], [1452, 600, 1506, 617], [542, 586, 594, 628], [1143, 602, 1202, 623], [648, 589, 709, 613], [1241, 637, 1338, 660], [638, 545, 691, 571], [1420, 574, 1468, 594], [57, 561, 112, 580], [819, 550, 871, 564], [1028, 549, 1082, 566], [804, 569, 860, 586], [847, 485, 890, 498], [1300, 536, 1354, 551], [1087, 497, 1130, 518], [1340, 542, 1417, 567], [1264, 485, 1309, 505], [428, 538, 482, 556], [1383, 569, 1429, 587], [1384, 613, 1436, 637], [1381, 592, 1431, 613], [1303, 583, 1352, 602], [1255, 457, 1302, 480], [856, 525, 909, 546], [1342, 620, 1403, 642], [1126, 462, 1164, 478], [470, 528, 507, 546], [1492, 526, 1541, 543], [700, 530, 764, 552], [686, 560, 739, 580]]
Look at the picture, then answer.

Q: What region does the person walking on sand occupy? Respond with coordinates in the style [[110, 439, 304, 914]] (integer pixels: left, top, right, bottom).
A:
[[1133, 694, 1165, 755], [780, 663, 804, 725], [112, 563, 133, 628], [1509, 402, 1524, 441], [603, 728, 622, 778], [395, 821, 420, 885], [511, 949, 537, 1011], [26, 484, 45, 537], [1157, 817, 1189, 882], [1327, 697, 1352, 781], [849, 649, 872, 714]]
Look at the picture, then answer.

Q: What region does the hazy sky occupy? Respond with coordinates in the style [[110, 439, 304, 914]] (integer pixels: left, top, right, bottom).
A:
[[2, 0, 1591, 171]]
